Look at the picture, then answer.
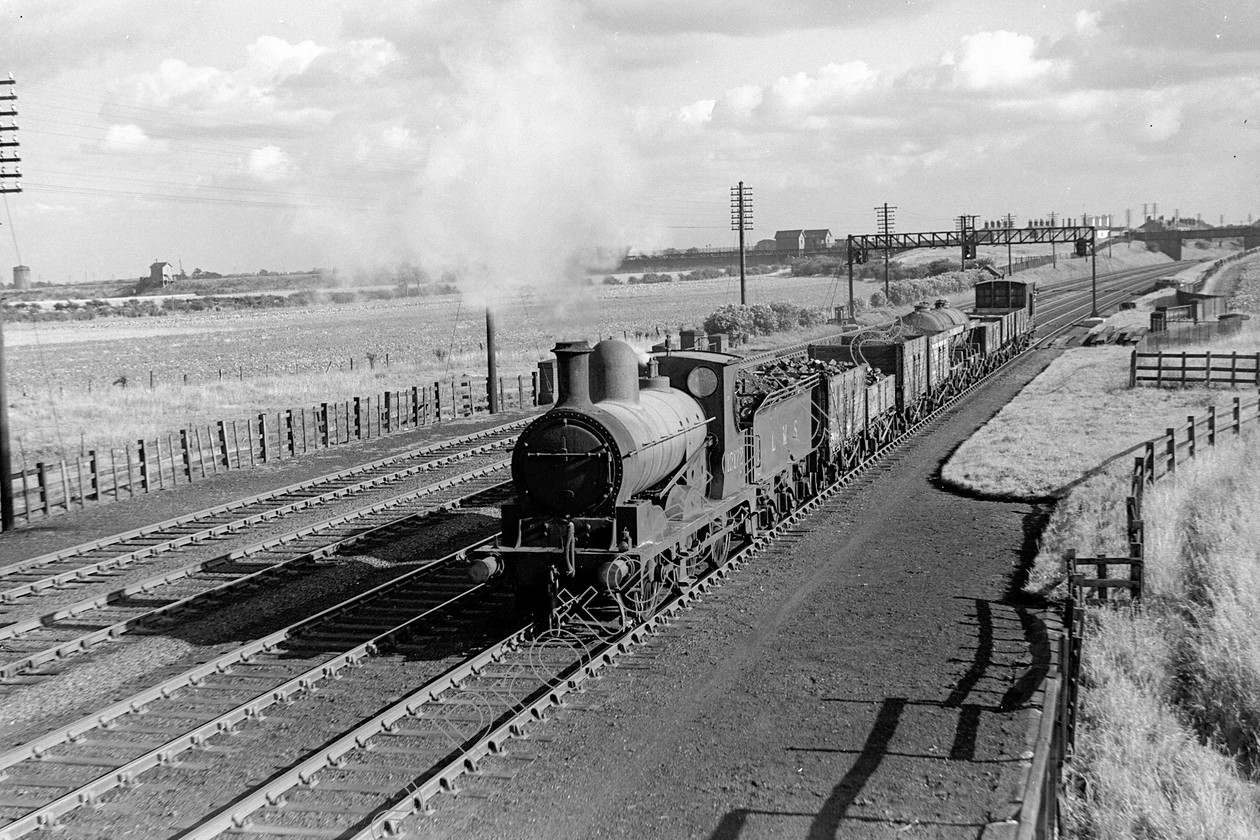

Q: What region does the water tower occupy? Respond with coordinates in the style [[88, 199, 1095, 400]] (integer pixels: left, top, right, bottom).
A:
[[12, 265, 29, 290]]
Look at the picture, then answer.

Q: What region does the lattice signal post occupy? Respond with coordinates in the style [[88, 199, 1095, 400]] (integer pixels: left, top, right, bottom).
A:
[[845, 223, 1099, 318], [0, 77, 17, 194], [730, 181, 752, 305], [0, 76, 16, 529], [876, 204, 896, 298]]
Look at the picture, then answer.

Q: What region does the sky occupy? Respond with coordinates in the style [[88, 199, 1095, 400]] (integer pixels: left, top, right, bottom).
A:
[[1, 0, 1258, 297]]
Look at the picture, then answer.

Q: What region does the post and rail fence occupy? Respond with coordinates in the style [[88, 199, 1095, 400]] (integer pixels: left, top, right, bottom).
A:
[[1014, 392, 1260, 837], [1130, 344, 1259, 387], [2, 373, 544, 531]]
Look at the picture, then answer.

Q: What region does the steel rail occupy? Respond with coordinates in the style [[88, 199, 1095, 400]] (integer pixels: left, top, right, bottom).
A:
[[0, 437, 512, 605], [0, 540, 502, 840], [0, 463, 510, 678], [0, 419, 528, 591]]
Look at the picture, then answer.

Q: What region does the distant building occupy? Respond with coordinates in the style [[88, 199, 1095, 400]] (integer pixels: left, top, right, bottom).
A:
[[149, 261, 174, 288], [774, 229, 834, 254]]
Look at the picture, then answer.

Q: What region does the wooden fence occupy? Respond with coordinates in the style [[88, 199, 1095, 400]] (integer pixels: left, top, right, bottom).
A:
[[3, 373, 542, 529], [1130, 345, 1259, 387], [1017, 393, 1260, 835]]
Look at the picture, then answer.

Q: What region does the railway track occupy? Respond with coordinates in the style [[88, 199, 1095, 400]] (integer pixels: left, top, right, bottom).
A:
[[0, 419, 528, 608], [0, 539, 517, 840], [0, 458, 511, 687]]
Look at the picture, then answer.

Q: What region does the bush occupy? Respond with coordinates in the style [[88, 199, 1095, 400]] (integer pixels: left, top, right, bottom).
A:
[[702, 304, 756, 343], [628, 272, 673, 285], [680, 267, 727, 282], [701, 300, 829, 342], [791, 257, 844, 276]]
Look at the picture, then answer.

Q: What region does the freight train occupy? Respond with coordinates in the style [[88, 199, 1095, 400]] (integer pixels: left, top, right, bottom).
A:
[[469, 279, 1035, 627]]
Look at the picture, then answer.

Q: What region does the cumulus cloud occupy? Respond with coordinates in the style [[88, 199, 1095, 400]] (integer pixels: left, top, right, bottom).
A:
[[247, 145, 292, 181], [101, 123, 152, 151], [949, 30, 1054, 90], [767, 61, 879, 115]]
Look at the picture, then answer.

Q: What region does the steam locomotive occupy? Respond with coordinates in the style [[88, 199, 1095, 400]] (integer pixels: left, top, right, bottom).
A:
[[469, 279, 1035, 627]]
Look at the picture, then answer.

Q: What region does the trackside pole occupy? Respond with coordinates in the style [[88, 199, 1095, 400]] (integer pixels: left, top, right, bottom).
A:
[[486, 307, 499, 414]]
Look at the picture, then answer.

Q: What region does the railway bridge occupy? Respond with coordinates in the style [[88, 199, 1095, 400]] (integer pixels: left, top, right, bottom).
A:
[[1135, 224, 1260, 260]]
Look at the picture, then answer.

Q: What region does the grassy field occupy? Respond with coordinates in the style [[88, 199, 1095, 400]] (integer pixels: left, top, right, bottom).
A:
[[4, 269, 864, 463]]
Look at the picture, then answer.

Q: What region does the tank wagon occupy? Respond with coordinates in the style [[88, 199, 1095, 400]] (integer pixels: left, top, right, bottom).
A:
[[471, 279, 1036, 627]]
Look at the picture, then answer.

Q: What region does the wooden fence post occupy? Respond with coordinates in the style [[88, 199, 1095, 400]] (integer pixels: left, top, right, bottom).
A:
[[88, 449, 99, 502], [285, 411, 296, 456], [138, 439, 150, 491], [1234, 396, 1242, 434], [532, 371, 539, 406], [384, 391, 392, 433], [1207, 405, 1216, 446], [1166, 427, 1177, 474], [259, 413, 269, 462], [1205, 350, 1212, 386], [300, 408, 308, 453], [111, 449, 122, 501], [1186, 415, 1196, 460], [354, 397, 362, 439], [218, 421, 230, 469], [180, 429, 192, 482], [434, 381, 442, 421], [36, 462, 49, 517], [1129, 350, 1137, 387], [19, 466, 30, 523], [320, 403, 330, 447]]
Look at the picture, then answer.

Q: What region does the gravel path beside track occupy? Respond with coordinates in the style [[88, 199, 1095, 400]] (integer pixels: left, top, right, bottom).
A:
[[409, 351, 1062, 840]]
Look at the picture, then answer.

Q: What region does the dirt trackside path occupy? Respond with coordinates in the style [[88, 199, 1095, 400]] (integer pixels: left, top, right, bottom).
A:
[[408, 350, 1061, 840]]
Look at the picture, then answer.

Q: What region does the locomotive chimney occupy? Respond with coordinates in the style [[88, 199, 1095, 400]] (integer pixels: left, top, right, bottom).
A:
[[553, 341, 594, 408], [589, 339, 640, 404]]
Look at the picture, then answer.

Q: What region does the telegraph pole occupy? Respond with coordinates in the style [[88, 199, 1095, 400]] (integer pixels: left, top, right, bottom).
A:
[[730, 182, 752, 305], [875, 203, 896, 299], [0, 75, 20, 530]]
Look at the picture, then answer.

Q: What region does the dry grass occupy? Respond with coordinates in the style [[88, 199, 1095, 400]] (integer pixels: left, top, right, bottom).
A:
[[939, 346, 1234, 499], [1063, 432, 1260, 839]]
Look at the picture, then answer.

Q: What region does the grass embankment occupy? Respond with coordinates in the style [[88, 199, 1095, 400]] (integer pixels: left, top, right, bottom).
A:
[[1065, 436, 1260, 839], [941, 252, 1260, 836]]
